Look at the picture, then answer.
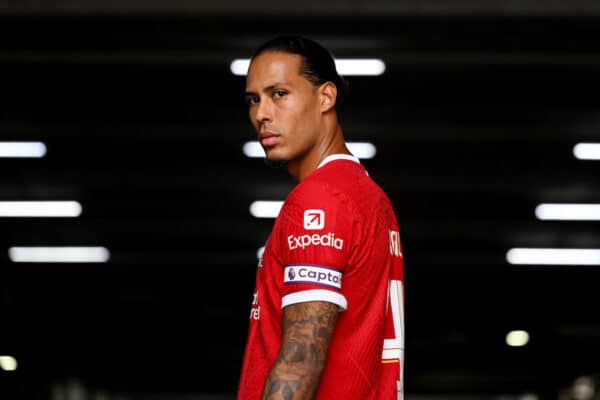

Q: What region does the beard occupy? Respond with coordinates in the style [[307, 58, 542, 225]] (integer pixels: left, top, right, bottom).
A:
[[264, 157, 288, 169]]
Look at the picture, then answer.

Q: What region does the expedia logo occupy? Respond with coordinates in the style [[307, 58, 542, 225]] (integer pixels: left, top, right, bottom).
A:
[[284, 265, 342, 290], [287, 233, 344, 251], [304, 209, 325, 230]]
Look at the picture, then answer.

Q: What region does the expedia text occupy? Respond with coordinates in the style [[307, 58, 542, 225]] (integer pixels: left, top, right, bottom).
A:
[[287, 232, 344, 251]]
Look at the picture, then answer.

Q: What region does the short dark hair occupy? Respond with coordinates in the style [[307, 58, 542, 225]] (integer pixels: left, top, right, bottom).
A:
[[251, 35, 350, 108]]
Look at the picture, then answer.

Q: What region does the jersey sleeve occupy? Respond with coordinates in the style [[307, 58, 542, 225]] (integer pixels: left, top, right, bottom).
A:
[[271, 180, 355, 311]]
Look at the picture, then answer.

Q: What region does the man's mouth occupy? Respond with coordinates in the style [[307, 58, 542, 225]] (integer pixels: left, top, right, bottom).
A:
[[260, 133, 279, 147]]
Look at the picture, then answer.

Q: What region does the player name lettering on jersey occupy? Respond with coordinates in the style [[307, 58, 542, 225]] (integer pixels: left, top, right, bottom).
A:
[[287, 232, 344, 250], [284, 265, 342, 289], [389, 229, 402, 258]]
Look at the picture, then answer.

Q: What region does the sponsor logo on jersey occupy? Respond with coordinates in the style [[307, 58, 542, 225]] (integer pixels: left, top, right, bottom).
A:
[[287, 232, 344, 251], [389, 229, 402, 257], [303, 209, 325, 230], [249, 290, 260, 320], [257, 242, 267, 268], [284, 265, 342, 289]]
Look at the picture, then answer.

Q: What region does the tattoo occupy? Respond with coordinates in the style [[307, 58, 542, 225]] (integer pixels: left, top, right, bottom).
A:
[[261, 301, 338, 400]]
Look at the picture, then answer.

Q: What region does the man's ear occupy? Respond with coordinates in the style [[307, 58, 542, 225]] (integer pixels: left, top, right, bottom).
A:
[[319, 82, 337, 113]]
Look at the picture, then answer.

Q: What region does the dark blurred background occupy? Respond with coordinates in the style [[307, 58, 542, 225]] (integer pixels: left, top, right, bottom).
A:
[[1, 1, 600, 399]]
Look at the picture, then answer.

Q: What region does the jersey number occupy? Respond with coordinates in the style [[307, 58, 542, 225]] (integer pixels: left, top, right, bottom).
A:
[[382, 279, 405, 399]]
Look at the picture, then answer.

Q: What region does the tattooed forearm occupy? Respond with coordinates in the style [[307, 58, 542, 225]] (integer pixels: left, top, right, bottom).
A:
[[261, 301, 339, 400]]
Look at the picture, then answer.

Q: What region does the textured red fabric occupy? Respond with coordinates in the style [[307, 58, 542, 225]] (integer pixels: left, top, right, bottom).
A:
[[238, 156, 405, 400]]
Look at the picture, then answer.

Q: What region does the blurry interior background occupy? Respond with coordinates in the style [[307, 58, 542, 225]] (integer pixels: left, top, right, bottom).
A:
[[1, 1, 600, 399]]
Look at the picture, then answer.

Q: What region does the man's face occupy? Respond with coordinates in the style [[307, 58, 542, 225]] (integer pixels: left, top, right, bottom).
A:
[[245, 51, 322, 164]]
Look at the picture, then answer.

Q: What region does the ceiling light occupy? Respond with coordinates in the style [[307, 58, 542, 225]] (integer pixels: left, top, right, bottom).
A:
[[535, 203, 600, 221], [573, 143, 600, 160], [242, 141, 264, 158], [230, 59, 250, 76], [243, 141, 376, 159], [0, 141, 46, 158], [573, 376, 595, 400], [0, 201, 82, 217], [506, 330, 529, 347], [519, 394, 539, 400], [506, 248, 600, 265], [334, 59, 386, 76], [0, 356, 18, 372], [8, 247, 110, 263], [347, 142, 377, 159], [231, 58, 386, 76], [249, 201, 283, 218]]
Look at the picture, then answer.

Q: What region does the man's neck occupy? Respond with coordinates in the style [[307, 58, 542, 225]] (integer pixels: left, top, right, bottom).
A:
[[287, 124, 350, 182]]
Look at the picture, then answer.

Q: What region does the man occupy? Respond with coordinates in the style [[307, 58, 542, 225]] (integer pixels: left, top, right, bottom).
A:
[[238, 36, 405, 400]]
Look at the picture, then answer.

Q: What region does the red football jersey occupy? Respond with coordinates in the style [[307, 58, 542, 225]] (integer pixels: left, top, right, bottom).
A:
[[238, 155, 405, 400]]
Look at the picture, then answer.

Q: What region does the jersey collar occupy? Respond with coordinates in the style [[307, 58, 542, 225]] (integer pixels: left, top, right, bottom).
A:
[[317, 154, 361, 169]]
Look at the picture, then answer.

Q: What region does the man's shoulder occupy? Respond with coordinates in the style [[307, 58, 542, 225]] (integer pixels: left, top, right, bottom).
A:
[[284, 160, 391, 216], [284, 179, 346, 212], [286, 166, 353, 206], [307, 159, 365, 188], [315, 160, 389, 202]]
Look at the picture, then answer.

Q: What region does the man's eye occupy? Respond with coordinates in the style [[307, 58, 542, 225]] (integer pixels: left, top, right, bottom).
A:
[[246, 97, 259, 105], [274, 90, 287, 98]]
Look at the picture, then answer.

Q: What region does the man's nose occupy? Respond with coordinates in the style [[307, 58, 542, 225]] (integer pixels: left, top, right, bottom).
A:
[[254, 99, 273, 124]]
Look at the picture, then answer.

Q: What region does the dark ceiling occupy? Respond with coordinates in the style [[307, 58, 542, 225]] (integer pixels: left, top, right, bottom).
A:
[[1, 4, 600, 400]]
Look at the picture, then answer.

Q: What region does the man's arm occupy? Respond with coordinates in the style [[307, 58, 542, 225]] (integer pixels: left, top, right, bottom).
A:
[[261, 300, 339, 400]]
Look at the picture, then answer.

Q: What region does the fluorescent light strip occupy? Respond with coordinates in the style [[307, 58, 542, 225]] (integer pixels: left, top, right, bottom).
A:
[[0, 201, 82, 217], [230, 59, 249, 76], [242, 141, 264, 157], [573, 143, 600, 160], [0, 356, 17, 372], [249, 201, 283, 218], [335, 59, 386, 76], [0, 142, 46, 158], [243, 141, 377, 159], [506, 330, 529, 347], [348, 142, 377, 159], [231, 58, 386, 76], [8, 247, 110, 263], [506, 248, 600, 265], [535, 203, 600, 221]]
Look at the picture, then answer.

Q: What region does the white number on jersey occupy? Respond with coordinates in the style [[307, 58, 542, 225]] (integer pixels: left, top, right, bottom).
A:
[[382, 279, 405, 400]]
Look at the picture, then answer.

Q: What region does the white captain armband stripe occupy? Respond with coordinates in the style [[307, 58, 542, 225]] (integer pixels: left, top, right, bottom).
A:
[[282, 289, 348, 311]]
